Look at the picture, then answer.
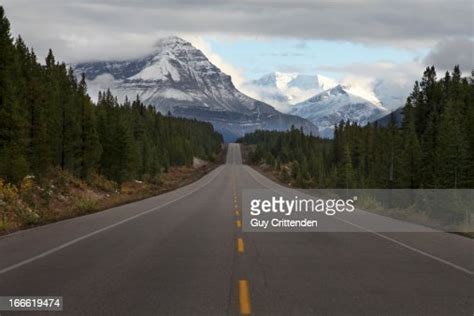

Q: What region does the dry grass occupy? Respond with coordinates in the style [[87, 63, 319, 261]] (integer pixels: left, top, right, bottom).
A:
[[0, 154, 223, 236]]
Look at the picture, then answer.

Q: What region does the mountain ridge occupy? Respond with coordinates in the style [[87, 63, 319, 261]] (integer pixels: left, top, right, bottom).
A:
[[244, 72, 338, 110], [75, 36, 319, 141], [290, 84, 390, 138]]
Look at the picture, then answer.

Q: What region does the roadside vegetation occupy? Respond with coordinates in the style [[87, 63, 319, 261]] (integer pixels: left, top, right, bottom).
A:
[[0, 171, 112, 232], [0, 159, 223, 235]]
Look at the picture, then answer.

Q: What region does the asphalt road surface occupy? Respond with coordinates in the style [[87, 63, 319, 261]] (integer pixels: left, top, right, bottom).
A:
[[0, 144, 472, 315]]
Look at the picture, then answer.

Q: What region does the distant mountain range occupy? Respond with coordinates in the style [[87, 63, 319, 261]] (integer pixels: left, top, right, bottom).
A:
[[243, 72, 338, 110], [289, 85, 390, 138], [74, 36, 407, 140], [245, 71, 405, 138], [247, 71, 404, 112], [74, 36, 318, 142]]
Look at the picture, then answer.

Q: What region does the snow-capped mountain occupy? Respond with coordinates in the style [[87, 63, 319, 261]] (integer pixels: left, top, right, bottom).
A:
[[290, 85, 390, 138], [247, 71, 399, 138], [246, 71, 404, 113], [74, 36, 318, 141], [243, 72, 338, 111]]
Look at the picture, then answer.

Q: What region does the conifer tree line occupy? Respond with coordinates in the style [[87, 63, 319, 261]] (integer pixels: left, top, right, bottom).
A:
[[0, 7, 222, 185], [240, 66, 474, 189]]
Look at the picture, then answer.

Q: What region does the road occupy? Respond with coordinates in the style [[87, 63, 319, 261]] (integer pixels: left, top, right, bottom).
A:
[[0, 144, 472, 315]]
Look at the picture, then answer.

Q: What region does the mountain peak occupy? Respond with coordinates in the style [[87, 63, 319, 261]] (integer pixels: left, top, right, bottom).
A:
[[253, 72, 297, 88], [154, 36, 190, 47], [328, 84, 348, 95], [151, 36, 201, 61]]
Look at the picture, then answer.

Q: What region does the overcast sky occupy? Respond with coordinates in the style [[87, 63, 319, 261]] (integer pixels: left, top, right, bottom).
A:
[[2, 0, 473, 104]]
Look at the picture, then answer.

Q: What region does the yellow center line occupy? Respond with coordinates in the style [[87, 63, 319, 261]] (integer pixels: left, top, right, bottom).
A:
[[237, 238, 245, 253], [236, 220, 242, 228], [235, 210, 240, 216], [239, 280, 251, 315]]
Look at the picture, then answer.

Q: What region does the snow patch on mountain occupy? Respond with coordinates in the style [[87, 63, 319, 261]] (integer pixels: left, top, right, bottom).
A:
[[157, 88, 193, 101], [130, 56, 181, 81], [343, 85, 380, 106]]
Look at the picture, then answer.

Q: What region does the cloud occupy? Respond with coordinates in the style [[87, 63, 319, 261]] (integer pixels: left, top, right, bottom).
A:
[[2, 0, 472, 64], [2, 0, 469, 112], [320, 60, 425, 110], [322, 60, 422, 84], [423, 37, 474, 72]]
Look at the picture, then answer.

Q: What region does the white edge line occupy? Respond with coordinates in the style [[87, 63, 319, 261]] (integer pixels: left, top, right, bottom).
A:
[[0, 166, 224, 275], [335, 217, 474, 276], [245, 166, 474, 276]]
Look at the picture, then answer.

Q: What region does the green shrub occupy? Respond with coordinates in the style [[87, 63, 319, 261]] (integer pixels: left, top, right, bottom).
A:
[[74, 197, 98, 213]]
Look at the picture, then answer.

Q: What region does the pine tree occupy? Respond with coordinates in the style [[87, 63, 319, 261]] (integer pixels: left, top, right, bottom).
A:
[[0, 8, 29, 183], [436, 100, 469, 188], [400, 101, 421, 188], [77, 74, 102, 179], [14, 37, 50, 177], [338, 144, 354, 188], [113, 118, 136, 186]]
